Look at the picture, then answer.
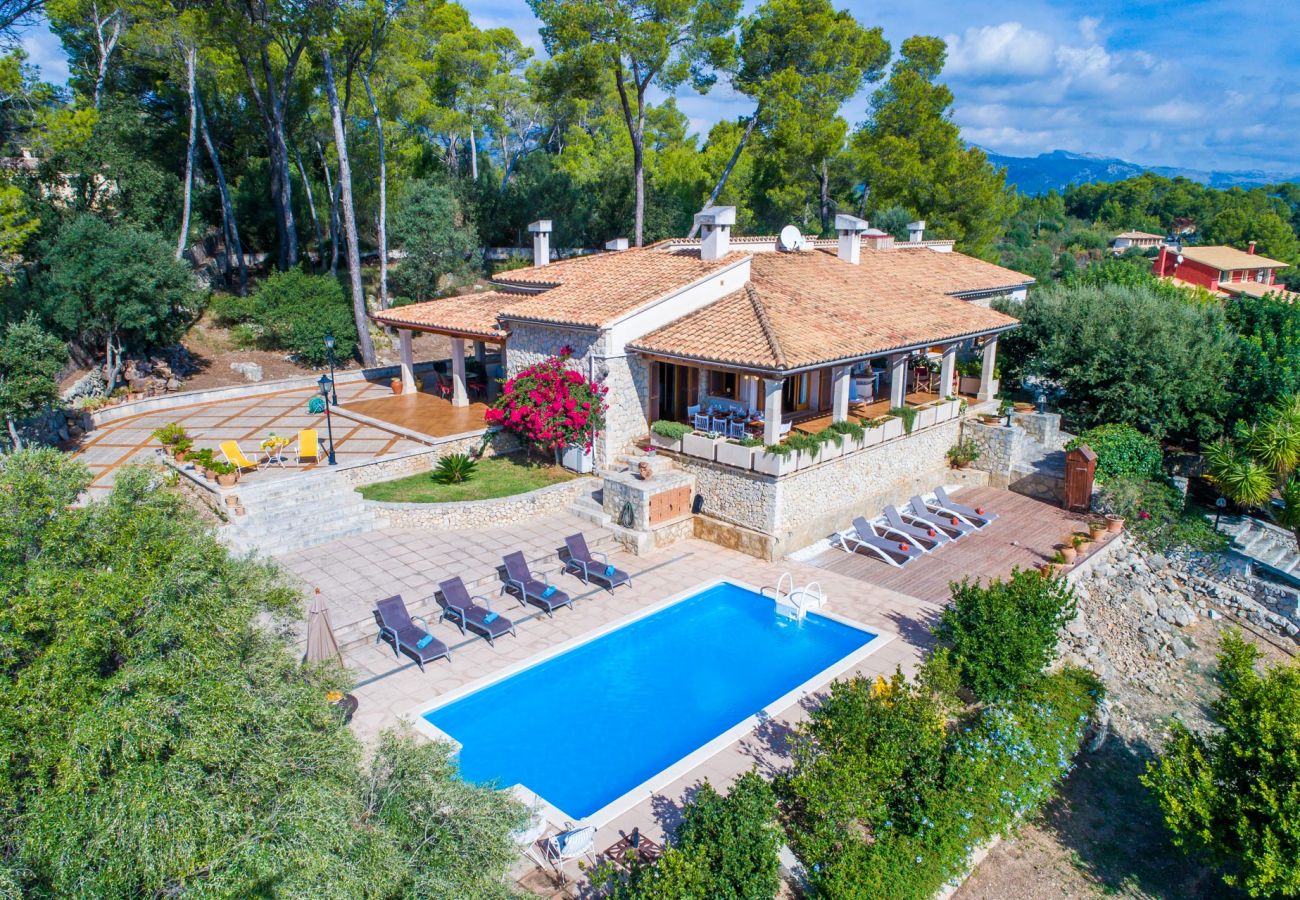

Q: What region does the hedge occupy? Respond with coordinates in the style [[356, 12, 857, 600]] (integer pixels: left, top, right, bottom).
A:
[[1065, 423, 1162, 483]]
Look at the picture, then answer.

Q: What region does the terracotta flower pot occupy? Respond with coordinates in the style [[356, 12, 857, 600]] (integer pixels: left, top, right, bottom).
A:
[[1106, 514, 1125, 533], [1039, 562, 1054, 577], [1014, 402, 1034, 413], [391, 379, 403, 395], [1060, 546, 1078, 563], [979, 414, 1001, 425], [1089, 524, 1106, 541], [217, 473, 238, 487], [637, 461, 653, 481]]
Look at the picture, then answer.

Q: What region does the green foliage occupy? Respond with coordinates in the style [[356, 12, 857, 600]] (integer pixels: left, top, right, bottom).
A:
[[781, 657, 1101, 899], [249, 269, 357, 365], [208, 293, 258, 326], [784, 430, 821, 456], [1065, 423, 1163, 483], [390, 178, 479, 300], [936, 568, 1076, 701], [150, 422, 187, 447], [24, 214, 203, 374], [1224, 293, 1300, 418], [1096, 476, 1226, 553], [994, 280, 1234, 442], [1142, 630, 1300, 898], [0, 315, 65, 438], [888, 405, 918, 433], [945, 439, 980, 467], [0, 451, 525, 897], [830, 418, 865, 441], [814, 426, 843, 447], [651, 419, 693, 440], [431, 452, 477, 484], [675, 773, 782, 898]]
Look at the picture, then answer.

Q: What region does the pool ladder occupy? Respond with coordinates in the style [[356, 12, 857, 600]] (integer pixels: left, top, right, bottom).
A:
[[762, 572, 826, 622]]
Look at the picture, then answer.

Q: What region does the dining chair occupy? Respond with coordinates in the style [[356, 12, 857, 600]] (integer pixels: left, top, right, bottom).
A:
[[728, 420, 747, 440], [693, 413, 711, 431], [687, 404, 701, 420], [712, 415, 730, 434]]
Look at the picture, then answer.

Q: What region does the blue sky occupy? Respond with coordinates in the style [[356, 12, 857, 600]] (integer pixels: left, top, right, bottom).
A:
[[17, 0, 1300, 175]]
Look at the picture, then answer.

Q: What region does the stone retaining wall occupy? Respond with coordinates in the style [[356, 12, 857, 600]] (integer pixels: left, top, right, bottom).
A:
[[962, 418, 1024, 488], [364, 475, 597, 530]]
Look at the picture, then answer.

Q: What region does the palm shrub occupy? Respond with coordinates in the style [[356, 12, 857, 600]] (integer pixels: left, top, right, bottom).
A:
[[1142, 630, 1300, 898], [935, 568, 1076, 702], [431, 452, 477, 485], [1206, 396, 1300, 549]]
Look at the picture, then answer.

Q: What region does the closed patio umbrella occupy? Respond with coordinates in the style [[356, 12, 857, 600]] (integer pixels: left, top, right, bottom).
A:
[[304, 588, 342, 664]]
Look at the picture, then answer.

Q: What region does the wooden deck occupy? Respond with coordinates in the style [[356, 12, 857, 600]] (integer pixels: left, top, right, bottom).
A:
[[805, 486, 1110, 604], [339, 386, 489, 439], [792, 391, 946, 434]]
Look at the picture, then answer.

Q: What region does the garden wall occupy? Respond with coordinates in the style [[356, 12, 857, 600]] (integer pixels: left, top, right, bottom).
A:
[[363, 475, 597, 530]]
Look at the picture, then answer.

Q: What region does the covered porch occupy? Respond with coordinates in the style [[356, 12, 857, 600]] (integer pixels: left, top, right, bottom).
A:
[[644, 333, 1002, 445]]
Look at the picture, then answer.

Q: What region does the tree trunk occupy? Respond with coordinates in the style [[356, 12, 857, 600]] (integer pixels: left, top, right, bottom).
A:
[[241, 46, 301, 270], [819, 159, 831, 234], [91, 2, 122, 110], [321, 48, 376, 366], [6, 416, 22, 451], [197, 89, 246, 295], [361, 70, 389, 310], [295, 149, 325, 273], [687, 111, 758, 238], [104, 332, 123, 390], [468, 123, 478, 181], [613, 68, 646, 247], [175, 44, 197, 261], [315, 138, 340, 276]]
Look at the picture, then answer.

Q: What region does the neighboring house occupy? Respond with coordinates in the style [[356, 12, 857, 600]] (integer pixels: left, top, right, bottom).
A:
[[1110, 230, 1164, 253], [374, 208, 1032, 473], [1153, 242, 1292, 297]]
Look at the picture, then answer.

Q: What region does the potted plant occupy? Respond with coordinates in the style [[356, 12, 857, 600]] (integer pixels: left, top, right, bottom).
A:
[[914, 402, 939, 430], [717, 435, 761, 469], [190, 448, 217, 478], [1072, 533, 1090, 555], [173, 437, 194, 461], [1059, 543, 1077, 564], [152, 422, 186, 449], [211, 460, 239, 487], [1013, 401, 1035, 413], [945, 439, 980, 469], [830, 419, 866, 452], [888, 406, 919, 435], [862, 417, 886, 445], [978, 412, 1002, 425], [390, 377, 403, 395], [753, 441, 798, 476], [649, 419, 691, 452], [813, 428, 844, 462], [1050, 550, 1069, 574], [1105, 513, 1125, 533], [1089, 521, 1107, 542], [682, 428, 724, 460], [879, 414, 905, 441], [786, 431, 822, 469]]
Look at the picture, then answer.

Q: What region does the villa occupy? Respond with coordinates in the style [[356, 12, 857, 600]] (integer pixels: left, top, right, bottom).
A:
[[1153, 240, 1297, 300]]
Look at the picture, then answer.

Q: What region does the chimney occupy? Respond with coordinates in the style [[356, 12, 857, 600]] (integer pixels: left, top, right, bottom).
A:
[[863, 228, 894, 251], [1248, 240, 1257, 255], [528, 219, 552, 267], [835, 214, 869, 264], [907, 220, 926, 243], [605, 237, 629, 252], [693, 205, 736, 261]]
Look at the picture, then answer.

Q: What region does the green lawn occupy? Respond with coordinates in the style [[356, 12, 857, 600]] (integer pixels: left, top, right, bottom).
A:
[[357, 454, 575, 503]]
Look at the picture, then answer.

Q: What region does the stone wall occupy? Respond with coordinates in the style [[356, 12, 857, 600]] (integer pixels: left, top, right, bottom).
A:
[[1011, 410, 1061, 449], [365, 475, 597, 530], [962, 419, 1024, 489], [334, 430, 519, 488]]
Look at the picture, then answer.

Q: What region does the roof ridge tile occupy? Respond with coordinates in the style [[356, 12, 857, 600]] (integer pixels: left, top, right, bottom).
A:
[[745, 283, 786, 369]]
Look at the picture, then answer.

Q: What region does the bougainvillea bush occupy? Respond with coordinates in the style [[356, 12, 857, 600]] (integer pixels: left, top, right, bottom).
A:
[[484, 349, 607, 455]]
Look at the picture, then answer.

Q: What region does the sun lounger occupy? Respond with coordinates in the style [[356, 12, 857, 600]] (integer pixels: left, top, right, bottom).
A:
[[502, 552, 574, 616], [831, 516, 923, 568], [528, 825, 597, 885], [882, 505, 950, 549], [437, 577, 516, 645], [219, 440, 259, 473], [562, 533, 632, 591], [908, 495, 976, 538], [296, 428, 319, 463], [373, 595, 450, 671], [933, 486, 997, 528]]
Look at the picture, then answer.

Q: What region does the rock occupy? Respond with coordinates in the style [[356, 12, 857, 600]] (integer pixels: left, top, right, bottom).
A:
[[231, 362, 263, 383], [1174, 606, 1196, 628], [1170, 637, 1191, 660], [1203, 608, 1222, 620]]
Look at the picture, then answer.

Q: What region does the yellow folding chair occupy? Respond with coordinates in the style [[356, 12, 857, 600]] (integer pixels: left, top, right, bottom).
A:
[[219, 440, 259, 472], [296, 429, 319, 463]]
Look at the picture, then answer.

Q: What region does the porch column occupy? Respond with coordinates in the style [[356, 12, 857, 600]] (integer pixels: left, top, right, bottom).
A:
[[831, 365, 851, 423], [939, 343, 957, 398], [977, 336, 998, 402], [486, 344, 500, 401], [889, 353, 907, 408], [763, 377, 783, 445], [474, 341, 486, 362], [449, 338, 469, 407], [398, 329, 416, 392], [744, 375, 759, 412]]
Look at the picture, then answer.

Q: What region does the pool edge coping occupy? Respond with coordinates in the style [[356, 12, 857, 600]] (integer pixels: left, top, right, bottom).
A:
[[402, 576, 894, 829]]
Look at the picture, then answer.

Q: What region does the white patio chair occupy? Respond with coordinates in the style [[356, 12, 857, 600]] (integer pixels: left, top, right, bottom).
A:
[[693, 413, 711, 431], [778, 421, 793, 438], [529, 824, 597, 885]]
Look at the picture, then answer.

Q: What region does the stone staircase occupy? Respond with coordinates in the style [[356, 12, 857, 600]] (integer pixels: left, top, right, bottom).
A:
[[220, 472, 388, 557], [1220, 515, 1300, 583]]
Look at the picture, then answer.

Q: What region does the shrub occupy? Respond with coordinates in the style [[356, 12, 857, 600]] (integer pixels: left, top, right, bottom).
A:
[[431, 453, 477, 485], [1066, 423, 1162, 483], [207, 293, 257, 325], [1096, 476, 1226, 553], [935, 567, 1076, 701], [1142, 630, 1300, 898], [815, 427, 843, 448], [889, 405, 918, 433], [785, 431, 821, 457], [830, 419, 866, 442], [651, 419, 692, 441], [250, 269, 357, 365], [946, 439, 980, 468], [483, 349, 607, 453], [151, 422, 186, 446]]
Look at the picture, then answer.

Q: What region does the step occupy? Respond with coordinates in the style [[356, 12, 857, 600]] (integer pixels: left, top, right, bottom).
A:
[[568, 494, 612, 528]]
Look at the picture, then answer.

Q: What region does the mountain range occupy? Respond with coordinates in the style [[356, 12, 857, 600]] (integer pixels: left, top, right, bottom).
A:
[[979, 148, 1300, 195]]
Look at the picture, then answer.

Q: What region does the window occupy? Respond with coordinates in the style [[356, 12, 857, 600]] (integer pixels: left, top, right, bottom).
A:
[[1220, 269, 1231, 283], [708, 369, 738, 400], [782, 373, 811, 411]]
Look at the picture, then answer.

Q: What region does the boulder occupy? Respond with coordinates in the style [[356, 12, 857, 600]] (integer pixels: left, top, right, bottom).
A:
[[231, 362, 263, 383]]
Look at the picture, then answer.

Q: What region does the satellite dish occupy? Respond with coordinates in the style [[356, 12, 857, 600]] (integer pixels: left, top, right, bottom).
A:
[[778, 224, 803, 252]]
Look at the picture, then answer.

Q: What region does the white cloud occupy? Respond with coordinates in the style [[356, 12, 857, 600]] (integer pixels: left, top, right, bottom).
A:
[[20, 20, 69, 84], [944, 23, 1056, 79]]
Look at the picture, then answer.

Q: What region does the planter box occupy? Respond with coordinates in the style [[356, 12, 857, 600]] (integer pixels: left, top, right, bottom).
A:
[[796, 449, 818, 470], [915, 405, 939, 430], [880, 417, 904, 441], [753, 450, 798, 476], [561, 444, 593, 473], [715, 441, 757, 470], [863, 425, 885, 446], [682, 431, 722, 460], [959, 375, 981, 396], [813, 441, 844, 463], [649, 431, 683, 452], [945, 398, 962, 420]]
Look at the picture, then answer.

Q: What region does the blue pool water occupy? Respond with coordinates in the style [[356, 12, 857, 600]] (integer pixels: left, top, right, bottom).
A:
[[423, 581, 876, 819]]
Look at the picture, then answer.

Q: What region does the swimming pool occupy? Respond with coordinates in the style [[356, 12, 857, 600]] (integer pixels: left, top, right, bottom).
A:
[[418, 579, 883, 823]]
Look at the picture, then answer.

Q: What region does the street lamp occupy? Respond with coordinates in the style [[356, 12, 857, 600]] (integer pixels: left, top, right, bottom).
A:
[[318, 374, 337, 465], [1215, 496, 1227, 532], [323, 332, 338, 405]]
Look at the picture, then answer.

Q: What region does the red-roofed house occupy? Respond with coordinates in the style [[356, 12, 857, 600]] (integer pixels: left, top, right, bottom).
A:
[[1153, 242, 1289, 296]]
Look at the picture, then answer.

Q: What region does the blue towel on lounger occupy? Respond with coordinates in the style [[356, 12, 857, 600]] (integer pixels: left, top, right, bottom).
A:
[[605, 564, 615, 577], [416, 634, 433, 649], [483, 611, 498, 624], [541, 585, 556, 598]]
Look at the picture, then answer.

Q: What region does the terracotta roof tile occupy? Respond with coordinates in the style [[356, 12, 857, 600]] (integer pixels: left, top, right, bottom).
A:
[[371, 291, 521, 340], [627, 250, 1019, 372], [1178, 245, 1287, 270], [493, 246, 749, 327]]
